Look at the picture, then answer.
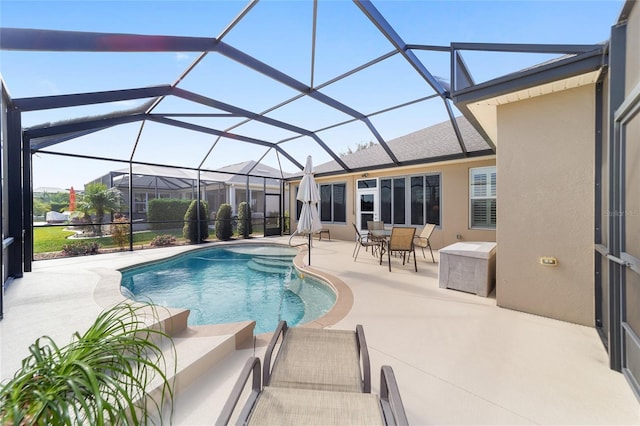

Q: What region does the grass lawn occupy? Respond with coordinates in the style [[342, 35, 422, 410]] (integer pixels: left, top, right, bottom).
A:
[[33, 226, 76, 253], [34, 226, 186, 254]]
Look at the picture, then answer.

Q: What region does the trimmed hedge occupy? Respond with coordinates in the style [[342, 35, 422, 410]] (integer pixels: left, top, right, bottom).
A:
[[148, 199, 192, 230], [215, 204, 233, 241], [183, 200, 209, 243], [237, 201, 252, 238]]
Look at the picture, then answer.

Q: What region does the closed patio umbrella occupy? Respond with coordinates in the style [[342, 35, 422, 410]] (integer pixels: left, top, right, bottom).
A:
[[69, 186, 76, 212], [296, 156, 322, 265]]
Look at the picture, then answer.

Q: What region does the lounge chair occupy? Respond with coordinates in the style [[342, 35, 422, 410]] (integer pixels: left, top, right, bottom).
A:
[[353, 223, 381, 260], [381, 227, 417, 272], [413, 223, 436, 262], [217, 357, 409, 426], [263, 320, 370, 393]]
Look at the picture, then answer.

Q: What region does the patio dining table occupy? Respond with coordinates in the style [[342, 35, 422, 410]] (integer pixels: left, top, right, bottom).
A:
[[369, 229, 391, 261]]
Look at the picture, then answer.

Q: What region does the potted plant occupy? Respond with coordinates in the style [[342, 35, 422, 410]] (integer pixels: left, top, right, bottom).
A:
[[0, 302, 176, 425]]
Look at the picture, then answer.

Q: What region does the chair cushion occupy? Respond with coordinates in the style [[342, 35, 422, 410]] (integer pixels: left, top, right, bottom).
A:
[[248, 387, 384, 426], [269, 327, 363, 392]]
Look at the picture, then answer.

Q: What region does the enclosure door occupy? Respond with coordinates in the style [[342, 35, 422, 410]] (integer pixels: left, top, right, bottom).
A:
[[264, 193, 281, 236]]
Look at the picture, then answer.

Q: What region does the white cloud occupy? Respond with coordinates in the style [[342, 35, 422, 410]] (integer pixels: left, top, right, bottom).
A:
[[39, 79, 61, 95]]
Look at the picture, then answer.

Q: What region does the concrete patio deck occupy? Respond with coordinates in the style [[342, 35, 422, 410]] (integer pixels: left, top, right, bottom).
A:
[[1, 236, 638, 425]]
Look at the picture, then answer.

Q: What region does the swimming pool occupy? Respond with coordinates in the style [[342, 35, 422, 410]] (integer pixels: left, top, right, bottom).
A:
[[120, 244, 336, 334]]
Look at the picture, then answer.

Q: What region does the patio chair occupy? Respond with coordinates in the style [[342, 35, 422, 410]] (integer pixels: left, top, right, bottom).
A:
[[353, 223, 380, 260], [367, 220, 384, 232], [381, 227, 417, 272], [413, 223, 436, 262], [367, 220, 386, 244], [217, 357, 409, 426], [263, 320, 371, 393]]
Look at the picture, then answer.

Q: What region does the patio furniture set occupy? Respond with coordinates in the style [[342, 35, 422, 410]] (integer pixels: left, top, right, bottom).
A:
[[353, 222, 436, 272]]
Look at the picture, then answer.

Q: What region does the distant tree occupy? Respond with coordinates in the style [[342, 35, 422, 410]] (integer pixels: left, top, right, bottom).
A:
[[33, 198, 49, 218], [340, 140, 376, 156], [37, 191, 71, 213], [78, 183, 122, 236]]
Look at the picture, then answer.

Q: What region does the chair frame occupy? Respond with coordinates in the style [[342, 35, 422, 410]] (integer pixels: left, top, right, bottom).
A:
[[263, 320, 371, 393], [381, 227, 417, 272], [217, 356, 409, 426], [414, 223, 436, 263], [352, 223, 380, 260]]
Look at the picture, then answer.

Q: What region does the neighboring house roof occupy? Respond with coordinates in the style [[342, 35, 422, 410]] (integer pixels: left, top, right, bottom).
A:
[[33, 186, 67, 194], [107, 160, 285, 190], [307, 116, 492, 177]]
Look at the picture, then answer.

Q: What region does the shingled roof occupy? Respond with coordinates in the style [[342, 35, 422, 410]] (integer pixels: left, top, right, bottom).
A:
[[311, 116, 493, 176]]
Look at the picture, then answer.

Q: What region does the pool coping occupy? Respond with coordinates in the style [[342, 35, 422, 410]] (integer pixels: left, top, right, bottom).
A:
[[93, 240, 353, 344]]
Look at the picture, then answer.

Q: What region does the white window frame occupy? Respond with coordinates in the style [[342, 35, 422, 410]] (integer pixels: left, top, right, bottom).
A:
[[319, 182, 347, 224], [469, 166, 496, 229]]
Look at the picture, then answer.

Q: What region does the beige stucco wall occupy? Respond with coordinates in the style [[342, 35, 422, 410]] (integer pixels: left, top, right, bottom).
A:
[[626, 2, 640, 93], [496, 84, 595, 326], [290, 157, 496, 249]]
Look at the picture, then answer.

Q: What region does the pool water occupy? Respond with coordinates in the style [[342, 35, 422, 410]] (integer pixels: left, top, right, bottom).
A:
[[120, 244, 336, 334]]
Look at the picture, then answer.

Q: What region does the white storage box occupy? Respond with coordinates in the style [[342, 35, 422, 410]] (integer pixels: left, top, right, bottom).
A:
[[438, 242, 497, 297]]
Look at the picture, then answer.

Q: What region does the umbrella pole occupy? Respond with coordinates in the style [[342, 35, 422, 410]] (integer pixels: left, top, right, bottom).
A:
[[308, 233, 311, 265]]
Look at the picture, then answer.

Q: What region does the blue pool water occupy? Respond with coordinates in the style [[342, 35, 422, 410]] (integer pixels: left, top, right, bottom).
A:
[[120, 244, 336, 334]]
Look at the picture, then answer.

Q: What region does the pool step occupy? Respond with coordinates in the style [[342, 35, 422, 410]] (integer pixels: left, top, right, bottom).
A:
[[246, 258, 293, 274], [168, 345, 266, 425], [252, 256, 294, 267], [145, 319, 256, 421]]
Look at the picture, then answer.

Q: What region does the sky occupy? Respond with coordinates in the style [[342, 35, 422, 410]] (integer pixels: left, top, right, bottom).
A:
[[0, 0, 626, 191]]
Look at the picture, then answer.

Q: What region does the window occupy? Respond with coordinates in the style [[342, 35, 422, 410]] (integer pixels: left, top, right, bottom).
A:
[[382, 174, 441, 226], [134, 193, 149, 213], [470, 167, 496, 228], [295, 186, 302, 219], [357, 179, 377, 189], [411, 174, 441, 226], [320, 183, 346, 223]]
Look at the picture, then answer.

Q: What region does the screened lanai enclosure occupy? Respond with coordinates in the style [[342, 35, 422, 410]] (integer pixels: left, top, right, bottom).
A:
[[3, 0, 637, 396], [0, 0, 614, 302], [1, 0, 605, 270]]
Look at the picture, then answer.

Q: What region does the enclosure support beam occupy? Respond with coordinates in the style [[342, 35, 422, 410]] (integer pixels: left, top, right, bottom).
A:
[[7, 108, 24, 277], [22, 138, 32, 272]]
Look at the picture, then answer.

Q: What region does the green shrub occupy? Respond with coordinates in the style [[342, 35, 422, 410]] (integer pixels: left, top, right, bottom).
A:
[[215, 203, 233, 241], [150, 234, 177, 247], [148, 199, 192, 230], [237, 201, 252, 238], [50, 202, 67, 213], [33, 198, 49, 217], [109, 214, 130, 250], [283, 210, 290, 233], [61, 241, 100, 256], [183, 200, 209, 243]]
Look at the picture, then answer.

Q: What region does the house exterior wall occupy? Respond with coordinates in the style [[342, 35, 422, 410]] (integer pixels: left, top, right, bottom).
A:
[[496, 84, 595, 326], [626, 3, 640, 93], [291, 157, 497, 248]]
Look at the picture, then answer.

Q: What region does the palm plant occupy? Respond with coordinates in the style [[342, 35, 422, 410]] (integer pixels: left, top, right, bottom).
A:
[[78, 183, 122, 236], [0, 302, 176, 425]]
